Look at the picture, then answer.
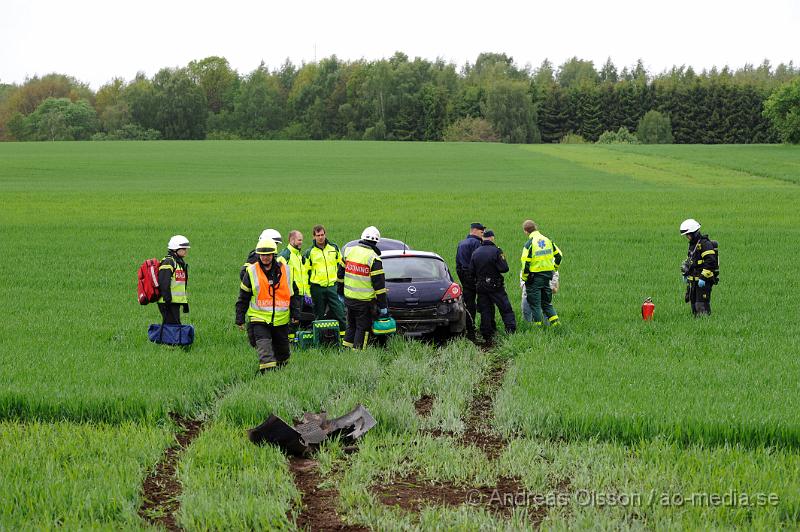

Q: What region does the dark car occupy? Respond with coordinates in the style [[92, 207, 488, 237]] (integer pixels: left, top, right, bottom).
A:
[[343, 239, 466, 338], [343, 238, 408, 253], [381, 250, 466, 338]]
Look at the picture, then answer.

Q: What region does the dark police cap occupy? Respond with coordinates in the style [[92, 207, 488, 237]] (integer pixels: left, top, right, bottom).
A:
[[470, 222, 485, 230], [483, 230, 494, 238]]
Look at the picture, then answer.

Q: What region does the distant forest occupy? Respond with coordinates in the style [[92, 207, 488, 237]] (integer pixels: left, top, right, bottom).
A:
[[1, 53, 799, 144]]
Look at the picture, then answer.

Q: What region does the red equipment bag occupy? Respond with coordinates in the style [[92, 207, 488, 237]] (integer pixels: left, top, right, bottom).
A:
[[137, 258, 161, 305]]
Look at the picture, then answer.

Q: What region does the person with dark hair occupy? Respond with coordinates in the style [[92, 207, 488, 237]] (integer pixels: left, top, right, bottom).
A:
[[455, 222, 484, 340], [469, 230, 516, 346], [304, 225, 346, 331]]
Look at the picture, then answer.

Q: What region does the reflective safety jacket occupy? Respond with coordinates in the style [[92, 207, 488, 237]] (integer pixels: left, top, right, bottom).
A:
[[686, 233, 718, 283], [158, 253, 188, 304], [337, 242, 388, 308], [278, 245, 310, 296], [520, 231, 562, 282], [304, 241, 341, 287], [235, 260, 295, 326]]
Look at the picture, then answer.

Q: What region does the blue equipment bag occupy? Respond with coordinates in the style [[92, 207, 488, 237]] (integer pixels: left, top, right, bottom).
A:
[[148, 323, 195, 345]]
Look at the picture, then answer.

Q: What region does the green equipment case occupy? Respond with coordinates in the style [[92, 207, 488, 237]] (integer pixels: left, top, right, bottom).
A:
[[294, 330, 315, 349], [313, 319, 340, 346], [371, 317, 397, 335]]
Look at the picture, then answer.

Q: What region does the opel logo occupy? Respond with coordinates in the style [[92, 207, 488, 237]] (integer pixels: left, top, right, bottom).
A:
[[407, 286, 417, 294]]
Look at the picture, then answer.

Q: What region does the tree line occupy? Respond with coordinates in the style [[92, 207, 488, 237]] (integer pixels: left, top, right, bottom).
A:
[[1, 53, 798, 143]]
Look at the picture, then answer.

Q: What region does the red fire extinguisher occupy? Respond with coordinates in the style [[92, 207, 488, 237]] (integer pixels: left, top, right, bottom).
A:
[[642, 297, 655, 320]]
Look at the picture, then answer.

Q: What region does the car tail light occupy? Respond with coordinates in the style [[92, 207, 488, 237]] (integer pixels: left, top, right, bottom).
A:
[[441, 283, 462, 302]]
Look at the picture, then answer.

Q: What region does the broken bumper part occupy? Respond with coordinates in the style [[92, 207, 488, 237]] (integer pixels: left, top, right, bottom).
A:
[[247, 404, 376, 456]]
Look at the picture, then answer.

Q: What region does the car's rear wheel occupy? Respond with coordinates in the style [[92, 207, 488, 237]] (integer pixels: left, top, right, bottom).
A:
[[432, 326, 455, 345]]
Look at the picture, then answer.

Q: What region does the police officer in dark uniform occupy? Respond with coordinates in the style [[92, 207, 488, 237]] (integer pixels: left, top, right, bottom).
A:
[[469, 230, 516, 345], [680, 219, 719, 316], [455, 222, 484, 340]]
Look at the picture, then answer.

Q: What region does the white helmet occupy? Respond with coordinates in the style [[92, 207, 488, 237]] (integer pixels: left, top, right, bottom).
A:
[[361, 226, 381, 243], [168, 235, 191, 250], [258, 228, 282, 244], [679, 219, 701, 235]]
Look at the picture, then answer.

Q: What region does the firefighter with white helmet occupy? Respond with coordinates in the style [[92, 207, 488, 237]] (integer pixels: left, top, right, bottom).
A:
[[680, 218, 719, 316], [241, 228, 284, 281], [236, 238, 300, 372], [337, 226, 388, 349], [158, 235, 191, 324], [259, 229, 282, 245]]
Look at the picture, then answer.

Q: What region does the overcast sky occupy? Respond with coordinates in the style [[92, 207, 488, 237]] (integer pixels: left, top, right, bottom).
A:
[[2, 0, 798, 89]]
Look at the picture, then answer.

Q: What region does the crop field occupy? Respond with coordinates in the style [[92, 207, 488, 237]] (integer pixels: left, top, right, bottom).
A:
[[1, 140, 799, 529]]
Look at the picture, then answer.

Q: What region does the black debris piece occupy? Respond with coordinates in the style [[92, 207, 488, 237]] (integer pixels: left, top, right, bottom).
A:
[[247, 404, 376, 456], [246, 414, 307, 456]]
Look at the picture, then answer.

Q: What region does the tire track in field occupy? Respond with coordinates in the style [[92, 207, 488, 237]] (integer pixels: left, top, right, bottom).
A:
[[138, 413, 204, 531], [458, 351, 510, 459], [289, 457, 369, 532], [375, 350, 554, 526]]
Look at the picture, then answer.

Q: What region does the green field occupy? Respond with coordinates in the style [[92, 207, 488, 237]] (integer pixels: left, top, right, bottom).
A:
[[2, 141, 798, 529]]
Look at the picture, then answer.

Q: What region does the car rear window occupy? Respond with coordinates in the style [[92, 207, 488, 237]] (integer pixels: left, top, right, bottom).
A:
[[383, 257, 448, 282]]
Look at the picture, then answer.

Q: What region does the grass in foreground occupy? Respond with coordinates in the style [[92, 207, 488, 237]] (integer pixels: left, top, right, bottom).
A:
[[177, 421, 300, 530], [493, 327, 800, 448], [0, 421, 169, 530], [324, 430, 800, 529], [178, 339, 484, 529], [503, 437, 800, 529]]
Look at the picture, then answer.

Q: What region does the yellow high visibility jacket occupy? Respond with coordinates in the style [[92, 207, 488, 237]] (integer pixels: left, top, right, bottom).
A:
[[244, 261, 293, 325], [158, 257, 188, 304], [278, 245, 310, 296], [341, 245, 382, 301], [304, 241, 341, 287], [520, 231, 562, 281]]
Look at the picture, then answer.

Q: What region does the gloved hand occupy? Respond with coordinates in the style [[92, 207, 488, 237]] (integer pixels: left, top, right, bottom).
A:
[[683, 275, 688, 284], [182, 303, 190, 314], [698, 279, 706, 288], [303, 295, 313, 307], [378, 308, 389, 317]]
